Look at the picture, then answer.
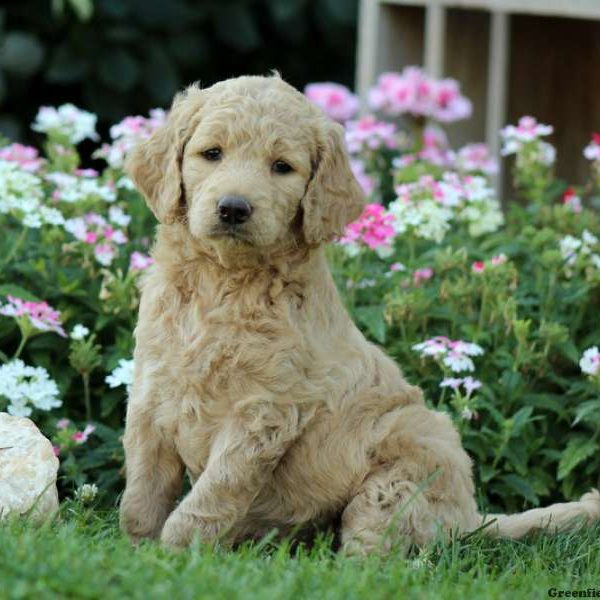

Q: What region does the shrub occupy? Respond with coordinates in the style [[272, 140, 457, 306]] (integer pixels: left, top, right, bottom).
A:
[[1, 68, 599, 512]]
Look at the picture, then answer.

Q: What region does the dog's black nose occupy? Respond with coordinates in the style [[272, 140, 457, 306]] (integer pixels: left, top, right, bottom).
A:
[[217, 196, 252, 225]]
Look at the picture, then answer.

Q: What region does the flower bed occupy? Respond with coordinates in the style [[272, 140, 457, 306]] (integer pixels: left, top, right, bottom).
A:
[[0, 68, 599, 511]]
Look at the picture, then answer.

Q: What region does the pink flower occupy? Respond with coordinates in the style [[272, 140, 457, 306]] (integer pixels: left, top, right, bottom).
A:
[[456, 144, 499, 175], [390, 262, 406, 272], [561, 188, 583, 213], [413, 267, 434, 285], [368, 67, 472, 123], [74, 168, 99, 178], [84, 231, 98, 244], [94, 243, 116, 266], [129, 251, 154, 272], [339, 203, 396, 255], [350, 159, 375, 196], [440, 377, 462, 390], [472, 261, 485, 274], [56, 418, 71, 430], [0, 296, 67, 337], [431, 79, 472, 122], [491, 254, 508, 266], [345, 115, 398, 154], [462, 376, 482, 396], [72, 424, 95, 444], [53, 445, 61, 457], [501, 116, 553, 149], [0, 143, 45, 172], [304, 83, 359, 122]]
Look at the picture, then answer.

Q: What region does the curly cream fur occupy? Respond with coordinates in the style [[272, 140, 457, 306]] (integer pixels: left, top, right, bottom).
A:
[[120, 75, 600, 553]]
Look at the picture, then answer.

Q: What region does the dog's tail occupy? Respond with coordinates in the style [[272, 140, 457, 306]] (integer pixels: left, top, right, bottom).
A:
[[478, 489, 600, 539]]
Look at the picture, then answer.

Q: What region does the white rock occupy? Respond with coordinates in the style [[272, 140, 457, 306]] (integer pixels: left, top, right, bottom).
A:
[[0, 412, 59, 520]]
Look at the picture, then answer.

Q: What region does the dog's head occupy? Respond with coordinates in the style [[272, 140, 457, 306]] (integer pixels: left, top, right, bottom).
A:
[[126, 75, 364, 252]]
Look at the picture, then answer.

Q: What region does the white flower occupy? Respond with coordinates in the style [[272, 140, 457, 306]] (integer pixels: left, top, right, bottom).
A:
[[75, 483, 98, 504], [580, 347, 600, 376], [94, 244, 116, 266], [559, 235, 582, 265], [582, 229, 599, 247], [116, 176, 135, 190], [106, 359, 134, 394], [443, 352, 475, 373], [71, 324, 90, 340], [440, 377, 462, 390], [460, 407, 475, 421], [32, 104, 98, 144], [0, 359, 61, 416], [108, 206, 131, 227], [451, 341, 484, 356], [462, 376, 482, 395], [0, 160, 58, 229], [46, 172, 116, 204]]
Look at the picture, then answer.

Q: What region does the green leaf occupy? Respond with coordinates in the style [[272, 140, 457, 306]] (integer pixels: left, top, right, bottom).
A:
[[573, 400, 600, 426], [558, 437, 599, 481], [500, 474, 539, 505], [511, 406, 534, 436], [354, 305, 386, 344], [0, 284, 41, 302]]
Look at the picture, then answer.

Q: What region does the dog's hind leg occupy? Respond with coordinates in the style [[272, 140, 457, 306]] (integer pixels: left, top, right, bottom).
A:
[[480, 489, 600, 539], [339, 466, 436, 556]]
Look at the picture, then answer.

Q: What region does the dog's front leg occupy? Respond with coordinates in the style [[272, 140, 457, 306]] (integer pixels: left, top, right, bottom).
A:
[[120, 408, 185, 543], [160, 400, 307, 548]]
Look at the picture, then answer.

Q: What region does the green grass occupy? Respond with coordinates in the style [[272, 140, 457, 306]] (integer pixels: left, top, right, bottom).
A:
[[1, 504, 599, 599]]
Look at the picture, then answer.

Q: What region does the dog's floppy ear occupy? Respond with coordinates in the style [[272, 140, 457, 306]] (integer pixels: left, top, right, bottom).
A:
[[125, 86, 204, 224], [301, 120, 365, 245]]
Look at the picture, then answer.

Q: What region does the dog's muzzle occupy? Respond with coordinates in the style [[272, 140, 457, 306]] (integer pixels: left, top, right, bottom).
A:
[[217, 195, 253, 225]]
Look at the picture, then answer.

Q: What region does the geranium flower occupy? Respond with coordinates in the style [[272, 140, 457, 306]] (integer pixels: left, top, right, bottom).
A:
[[0, 359, 61, 416], [350, 159, 375, 196], [562, 188, 582, 213], [413, 267, 434, 286], [583, 133, 600, 162], [304, 83, 359, 122], [0, 143, 45, 172], [72, 424, 95, 444], [580, 347, 600, 376], [501, 116, 553, 145], [456, 144, 499, 175], [413, 337, 484, 373], [338, 203, 396, 258], [106, 358, 134, 394], [345, 115, 398, 154], [0, 296, 67, 337], [32, 104, 98, 144], [368, 67, 472, 123], [71, 324, 90, 340], [129, 251, 154, 272], [94, 109, 166, 169]]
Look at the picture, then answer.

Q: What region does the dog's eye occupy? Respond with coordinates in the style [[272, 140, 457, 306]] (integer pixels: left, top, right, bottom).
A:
[[201, 148, 222, 161], [272, 160, 293, 175]]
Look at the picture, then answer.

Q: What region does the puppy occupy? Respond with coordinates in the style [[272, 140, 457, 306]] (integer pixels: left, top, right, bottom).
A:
[[120, 74, 599, 553]]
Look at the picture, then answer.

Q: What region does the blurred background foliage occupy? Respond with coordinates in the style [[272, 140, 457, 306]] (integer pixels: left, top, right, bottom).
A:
[[0, 0, 358, 141]]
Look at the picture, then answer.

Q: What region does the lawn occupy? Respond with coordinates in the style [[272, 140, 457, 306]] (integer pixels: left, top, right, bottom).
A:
[[1, 505, 599, 599]]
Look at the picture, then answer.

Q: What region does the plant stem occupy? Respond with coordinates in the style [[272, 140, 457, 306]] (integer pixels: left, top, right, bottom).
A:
[[82, 372, 92, 421], [14, 333, 28, 359]]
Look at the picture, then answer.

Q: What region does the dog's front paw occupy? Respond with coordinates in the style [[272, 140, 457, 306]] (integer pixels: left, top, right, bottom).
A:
[[160, 510, 197, 548]]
